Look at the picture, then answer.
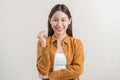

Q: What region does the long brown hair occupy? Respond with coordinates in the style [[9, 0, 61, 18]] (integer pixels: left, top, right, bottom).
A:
[[48, 4, 73, 37]]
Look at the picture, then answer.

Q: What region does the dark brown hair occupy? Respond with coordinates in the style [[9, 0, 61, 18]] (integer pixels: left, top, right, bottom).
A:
[[48, 4, 73, 37]]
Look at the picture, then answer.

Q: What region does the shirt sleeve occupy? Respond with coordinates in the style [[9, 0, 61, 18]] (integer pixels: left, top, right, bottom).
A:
[[49, 39, 84, 80], [36, 40, 51, 75]]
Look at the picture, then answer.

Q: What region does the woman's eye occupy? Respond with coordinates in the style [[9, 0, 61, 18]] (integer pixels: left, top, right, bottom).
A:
[[62, 19, 66, 21], [53, 19, 58, 21]]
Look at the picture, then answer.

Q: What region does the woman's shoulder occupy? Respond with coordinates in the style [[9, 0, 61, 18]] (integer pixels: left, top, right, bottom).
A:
[[69, 36, 83, 47], [70, 36, 82, 43]]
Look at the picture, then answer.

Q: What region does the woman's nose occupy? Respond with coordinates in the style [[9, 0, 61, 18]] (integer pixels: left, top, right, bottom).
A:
[[57, 21, 62, 26]]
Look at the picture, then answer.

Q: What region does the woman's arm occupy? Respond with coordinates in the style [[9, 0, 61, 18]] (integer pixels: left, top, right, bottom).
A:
[[36, 41, 50, 75], [49, 39, 84, 80]]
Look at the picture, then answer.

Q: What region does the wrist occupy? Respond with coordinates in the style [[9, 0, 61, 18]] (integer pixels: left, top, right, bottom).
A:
[[42, 43, 46, 47]]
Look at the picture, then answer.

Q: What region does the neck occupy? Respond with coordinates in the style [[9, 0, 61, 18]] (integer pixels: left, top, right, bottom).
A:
[[55, 33, 66, 42]]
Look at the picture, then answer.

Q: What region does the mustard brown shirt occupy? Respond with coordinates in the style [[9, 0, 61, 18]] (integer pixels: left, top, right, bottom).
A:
[[37, 34, 84, 80]]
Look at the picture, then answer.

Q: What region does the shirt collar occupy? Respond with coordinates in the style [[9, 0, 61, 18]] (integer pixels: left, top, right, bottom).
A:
[[51, 34, 71, 44]]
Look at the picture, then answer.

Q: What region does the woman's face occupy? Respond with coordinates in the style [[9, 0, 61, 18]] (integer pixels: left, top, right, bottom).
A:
[[49, 11, 71, 36]]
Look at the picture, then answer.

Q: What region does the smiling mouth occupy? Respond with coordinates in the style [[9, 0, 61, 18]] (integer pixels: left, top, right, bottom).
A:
[[57, 29, 63, 32]]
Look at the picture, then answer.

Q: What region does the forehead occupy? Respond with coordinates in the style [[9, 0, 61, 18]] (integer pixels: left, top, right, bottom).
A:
[[52, 11, 68, 18]]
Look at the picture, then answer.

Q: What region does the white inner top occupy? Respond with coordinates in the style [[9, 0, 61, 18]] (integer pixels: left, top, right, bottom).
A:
[[54, 53, 67, 71]]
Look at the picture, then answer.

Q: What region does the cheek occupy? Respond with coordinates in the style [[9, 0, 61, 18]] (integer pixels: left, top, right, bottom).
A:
[[63, 22, 69, 27], [51, 22, 57, 26], [65, 23, 70, 30], [64, 20, 70, 25]]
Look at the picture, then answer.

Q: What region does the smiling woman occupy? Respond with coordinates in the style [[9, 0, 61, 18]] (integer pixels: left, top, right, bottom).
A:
[[49, 11, 71, 38], [36, 4, 84, 80]]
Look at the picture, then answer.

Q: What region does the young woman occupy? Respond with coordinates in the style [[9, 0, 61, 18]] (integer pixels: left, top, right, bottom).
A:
[[37, 4, 84, 80]]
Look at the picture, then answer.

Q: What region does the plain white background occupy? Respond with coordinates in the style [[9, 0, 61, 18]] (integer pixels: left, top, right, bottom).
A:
[[0, 0, 120, 80]]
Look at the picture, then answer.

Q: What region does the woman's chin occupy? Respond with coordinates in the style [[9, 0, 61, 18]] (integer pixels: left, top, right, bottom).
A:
[[55, 32, 64, 35]]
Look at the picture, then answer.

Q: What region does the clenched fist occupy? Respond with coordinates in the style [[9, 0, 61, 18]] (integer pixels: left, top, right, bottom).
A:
[[37, 31, 47, 47]]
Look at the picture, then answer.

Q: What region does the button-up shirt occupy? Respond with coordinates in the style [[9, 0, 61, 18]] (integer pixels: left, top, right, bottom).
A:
[[37, 34, 84, 80]]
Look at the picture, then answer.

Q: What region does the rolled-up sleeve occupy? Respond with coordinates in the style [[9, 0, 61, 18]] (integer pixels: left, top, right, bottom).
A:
[[36, 41, 50, 75]]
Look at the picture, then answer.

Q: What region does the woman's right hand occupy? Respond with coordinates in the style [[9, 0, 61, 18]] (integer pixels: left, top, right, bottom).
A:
[[37, 31, 47, 47]]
